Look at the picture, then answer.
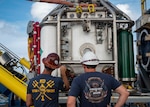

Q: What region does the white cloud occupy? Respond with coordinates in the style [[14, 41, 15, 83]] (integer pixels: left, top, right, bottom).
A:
[[0, 2, 57, 63], [0, 21, 19, 36], [116, 4, 139, 21], [116, 4, 131, 16], [0, 20, 28, 59], [31, 2, 57, 21]]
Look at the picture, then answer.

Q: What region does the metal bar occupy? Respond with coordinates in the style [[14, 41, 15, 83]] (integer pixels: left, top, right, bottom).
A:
[[100, 0, 118, 80], [61, 60, 116, 64], [60, 18, 114, 22], [0, 43, 20, 60], [58, 95, 150, 103], [57, 9, 65, 57], [112, 95, 150, 103]]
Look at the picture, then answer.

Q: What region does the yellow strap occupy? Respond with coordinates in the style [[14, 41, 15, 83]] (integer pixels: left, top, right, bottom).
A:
[[76, 5, 82, 13], [88, 4, 95, 13]]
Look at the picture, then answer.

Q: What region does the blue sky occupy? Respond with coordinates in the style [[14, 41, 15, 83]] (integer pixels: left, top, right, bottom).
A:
[[0, 0, 150, 60]]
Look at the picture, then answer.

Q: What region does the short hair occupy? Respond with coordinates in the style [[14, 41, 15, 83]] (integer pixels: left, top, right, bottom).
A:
[[85, 65, 97, 69], [45, 66, 54, 72]]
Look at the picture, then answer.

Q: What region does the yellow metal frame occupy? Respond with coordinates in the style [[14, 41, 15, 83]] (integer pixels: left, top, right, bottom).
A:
[[141, 0, 146, 15], [20, 57, 31, 69], [0, 65, 27, 101]]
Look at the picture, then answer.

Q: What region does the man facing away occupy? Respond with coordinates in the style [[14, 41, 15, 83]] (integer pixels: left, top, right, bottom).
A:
[[26, 53, 69, 107], [67, 51, 129, 107]]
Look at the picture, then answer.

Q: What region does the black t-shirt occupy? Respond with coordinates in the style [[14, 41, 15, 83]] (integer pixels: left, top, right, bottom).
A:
[[27, 74, 65, 107], [68, 72, 121, 107]]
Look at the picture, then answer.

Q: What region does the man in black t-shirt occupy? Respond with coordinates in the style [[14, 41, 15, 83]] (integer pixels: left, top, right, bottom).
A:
[[26, 53, 69, 107], [67, 51, 129, 107]]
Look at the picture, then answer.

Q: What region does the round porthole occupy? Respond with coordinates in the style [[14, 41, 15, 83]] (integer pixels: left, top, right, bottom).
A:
[[80, 43, 95, 56], [138, 29, 150, 71]]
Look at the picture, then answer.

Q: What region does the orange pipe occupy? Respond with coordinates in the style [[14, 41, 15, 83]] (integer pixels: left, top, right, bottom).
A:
[[29, 0, 97, 7], [37, 0, 74, 6]]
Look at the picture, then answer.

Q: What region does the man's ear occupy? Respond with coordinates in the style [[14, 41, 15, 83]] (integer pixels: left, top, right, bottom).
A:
[[83, 64, 86, 69]]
